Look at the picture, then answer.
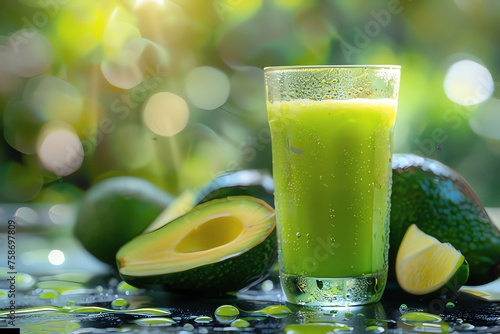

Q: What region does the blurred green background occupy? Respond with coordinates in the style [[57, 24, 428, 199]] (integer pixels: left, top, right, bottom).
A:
[[0, 0, 499, 206]]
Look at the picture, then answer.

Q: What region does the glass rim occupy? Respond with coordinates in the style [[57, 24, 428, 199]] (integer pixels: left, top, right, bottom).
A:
[[264, 65, 401, 72]]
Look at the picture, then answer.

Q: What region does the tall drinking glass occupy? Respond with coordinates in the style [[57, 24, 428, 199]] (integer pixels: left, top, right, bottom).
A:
[[265, 65, 401, 306]]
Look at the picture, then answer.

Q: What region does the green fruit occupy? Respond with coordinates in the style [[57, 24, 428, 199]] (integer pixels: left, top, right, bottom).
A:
[[116, 196, 277, 294], [395, 224, 469, 297], [195, 169, 274, 207], [74, 177, 173, 267], [144, 169, 274, 233], [390, 154, 500, 285]]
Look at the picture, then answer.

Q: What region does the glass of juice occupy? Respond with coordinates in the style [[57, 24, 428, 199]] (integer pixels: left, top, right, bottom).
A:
[[264, 65, 401, 306]]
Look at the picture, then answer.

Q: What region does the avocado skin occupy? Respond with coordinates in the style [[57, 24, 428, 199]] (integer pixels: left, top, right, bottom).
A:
[[195, 170, 274, 208], [390, 154, 500, 285], [120, 229, 277, 295], [74, 177, 172, 267]]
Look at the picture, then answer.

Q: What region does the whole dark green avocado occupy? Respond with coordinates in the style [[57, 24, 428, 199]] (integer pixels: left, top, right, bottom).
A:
[[74, 177, 173, 267], [390, 154, 500, 285], [195, 169, 274, 207]]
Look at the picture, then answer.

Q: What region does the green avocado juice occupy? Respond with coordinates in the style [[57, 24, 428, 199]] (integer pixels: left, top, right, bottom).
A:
[[268, 98, 397, 280]]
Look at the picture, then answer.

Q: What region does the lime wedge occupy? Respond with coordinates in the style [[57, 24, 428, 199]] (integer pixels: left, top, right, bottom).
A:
[[396, 224, 469, 296]]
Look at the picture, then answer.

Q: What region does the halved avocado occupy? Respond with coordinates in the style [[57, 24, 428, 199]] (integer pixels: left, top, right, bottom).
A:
[[144, 170, 275, 233], [116, 196, 277, 294]]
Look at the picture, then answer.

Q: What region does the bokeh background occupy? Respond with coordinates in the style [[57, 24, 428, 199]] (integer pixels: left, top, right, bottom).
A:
[[0, 0, 499, 206]]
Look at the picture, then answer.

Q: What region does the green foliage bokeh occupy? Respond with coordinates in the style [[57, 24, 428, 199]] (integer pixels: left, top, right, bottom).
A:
[[0, 0, 499, 206]]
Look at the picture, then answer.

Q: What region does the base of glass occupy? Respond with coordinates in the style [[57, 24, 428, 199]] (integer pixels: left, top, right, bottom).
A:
[[280, 269, 387, 307]]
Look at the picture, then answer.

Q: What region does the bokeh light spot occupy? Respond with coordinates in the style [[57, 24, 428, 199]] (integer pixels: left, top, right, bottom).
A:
[[48, 204, 74, 225], [185, 66, 230, 110], [469, 98, 500, 140], [444, 59, 493, 106], [14, 207, 38, 225], [4, 30, 53, 78], [143, 92, 189, 136], [101, 38, 169, 89], [101, 50, 145, 89], [24, 74, 83, 124], [37, 122, 84, 177], [48, 250, 65, 266]]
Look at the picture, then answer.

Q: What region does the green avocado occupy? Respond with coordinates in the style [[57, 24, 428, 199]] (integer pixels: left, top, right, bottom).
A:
[[116, 196, 277, 294], [143, 169, 275, 233], [74, 177, 173, 267], [390, 154, 500, 285]]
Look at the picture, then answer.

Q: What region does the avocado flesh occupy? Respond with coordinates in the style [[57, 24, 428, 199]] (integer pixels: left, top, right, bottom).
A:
[[390, 154, 500, 285], [144, 169, 275, 234], [117, 196, 277, 294]]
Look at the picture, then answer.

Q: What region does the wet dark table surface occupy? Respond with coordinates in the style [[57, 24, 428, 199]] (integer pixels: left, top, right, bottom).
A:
[[0, 269, 499, 333], [0, 204, 499, 333]]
